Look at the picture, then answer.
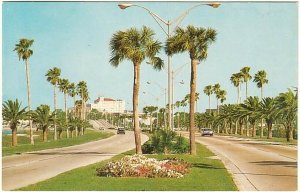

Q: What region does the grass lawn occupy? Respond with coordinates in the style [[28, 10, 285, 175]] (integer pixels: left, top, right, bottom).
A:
[[20, 144, 237, 191], [218, 133, 297, 145], [2, 129, 114, 156]]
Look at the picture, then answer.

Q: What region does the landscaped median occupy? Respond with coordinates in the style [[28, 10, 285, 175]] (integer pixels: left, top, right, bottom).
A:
[[20, 143, 237, 191], [2, 129, 114, 156]]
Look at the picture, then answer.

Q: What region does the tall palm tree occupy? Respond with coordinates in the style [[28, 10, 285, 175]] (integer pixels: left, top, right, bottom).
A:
[[58, 78, 70, 138], [68, 83, 77, 112], [240, 67, 252, 99], [230, 73, 243, 104], [213, 83, 221, 113], [253, 70, 268, 137], [2, 99, 28, 146], [166, 25, 217, 155], [240, 67, 252, 136], [45, 67, 61, 140], [14, 38, 34, 145], [216, 89, 226, 133], [253, 70, 268, 99], [32, 105, 55, 142], [77, 81, 87, 120], [77, 81, 89, 135], [203, 85, 213, 113], [110, 26, 163, 154], [276, 89, 297, 141]]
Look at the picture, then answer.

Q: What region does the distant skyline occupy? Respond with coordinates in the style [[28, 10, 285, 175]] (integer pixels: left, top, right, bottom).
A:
[[2, 1, 298, 112]]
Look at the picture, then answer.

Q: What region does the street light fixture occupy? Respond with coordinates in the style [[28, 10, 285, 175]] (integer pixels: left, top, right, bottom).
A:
[[118, 2, 220, 131]]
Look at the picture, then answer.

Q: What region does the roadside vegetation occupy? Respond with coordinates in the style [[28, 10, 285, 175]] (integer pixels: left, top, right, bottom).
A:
[[2, 129, 113, 156], [20, 143, 237, 191]]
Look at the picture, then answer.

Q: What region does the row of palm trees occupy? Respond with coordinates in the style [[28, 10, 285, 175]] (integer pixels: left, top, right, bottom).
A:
[[45, 67, 89, 140], [196, 89, 297, 141], [4, 38, 91, 146], [2, 99, 91, 146]]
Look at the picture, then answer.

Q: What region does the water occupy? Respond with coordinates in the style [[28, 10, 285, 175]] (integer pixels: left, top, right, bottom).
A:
[[2, 130, 12, 135]]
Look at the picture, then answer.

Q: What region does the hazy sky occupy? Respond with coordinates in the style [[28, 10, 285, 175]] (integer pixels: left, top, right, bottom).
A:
[[2, 1, 298, 112]]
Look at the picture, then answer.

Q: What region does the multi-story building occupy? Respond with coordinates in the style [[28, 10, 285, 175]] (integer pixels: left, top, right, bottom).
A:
[[90, 97, 125, 114]]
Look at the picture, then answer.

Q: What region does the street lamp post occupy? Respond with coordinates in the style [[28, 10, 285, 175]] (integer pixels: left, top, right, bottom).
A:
[[118, 2, 220, 131]]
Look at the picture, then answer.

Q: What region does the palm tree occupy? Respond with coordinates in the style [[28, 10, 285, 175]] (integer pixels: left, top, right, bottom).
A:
[[77, 81, 87, 119], [32, 105, 55, 142], [68, 83, 77, 135], [216, 89, 226, 133], [240, 96, 260, 137], [45, 67, 61, 140], [143, 106, 158, 132], [203, 85, 213, 113], [253, 70, 268, 137], [276, 89, 297, 141], [230, 73, 243, 104], [14, 38, 34, 145], [58, 78, 70, 138], [213, 83, 221, 113], [166, 25, 217, 155], [240, 67, 252, 99], [2, 99, 28, 146], [159, 107, 166, 129], [110, 26, 163, 154], [259, 97, 277, 139]]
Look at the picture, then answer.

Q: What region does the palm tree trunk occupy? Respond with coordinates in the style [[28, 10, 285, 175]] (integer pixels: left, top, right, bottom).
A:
[[150, 115, 153, 132], [133, 62, 142, 154], [43, 128, 48, 142], [287, 124, 293, 141], [267, 123, 272, 139], [217, 99, 219, 134], [177, 113, 180, 129], [189, 59, 198, 155], [237, 86, 239, 104], [12, 128, 17, 146], [246, 116, 249, 136], [235, 121, 238, 135], [260, 87, 264, 138], [65, 93, 69, 138], [54, 84, 57, 140], [209, 95, 211, 113], [25, 59, 34, 145], [252, 123, 256, 137], [74, 97, 78, 137]]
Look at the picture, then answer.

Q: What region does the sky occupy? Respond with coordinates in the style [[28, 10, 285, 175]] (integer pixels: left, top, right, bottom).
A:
[[2, 1, 298, 113]]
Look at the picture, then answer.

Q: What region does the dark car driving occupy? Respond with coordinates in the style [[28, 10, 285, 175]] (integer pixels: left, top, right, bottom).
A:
[[117, 128, 125, 134]]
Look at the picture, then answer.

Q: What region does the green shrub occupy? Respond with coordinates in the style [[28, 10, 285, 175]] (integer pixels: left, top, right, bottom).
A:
[[142, 130, 189, 154], [173, 134, 189, 153]]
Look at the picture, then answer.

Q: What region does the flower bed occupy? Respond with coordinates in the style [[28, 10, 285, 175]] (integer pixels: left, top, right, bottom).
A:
[[97, 155, 190, 178]]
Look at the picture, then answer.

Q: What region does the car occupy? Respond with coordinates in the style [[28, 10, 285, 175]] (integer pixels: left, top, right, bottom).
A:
[[201, 128, 213, 136], [117, 128, 125, 134], [99, 127, 105, 130]]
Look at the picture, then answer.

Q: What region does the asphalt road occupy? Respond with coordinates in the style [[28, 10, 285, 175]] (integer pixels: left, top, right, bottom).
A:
[[2, 129, 148, 190], [184, 132, 297, 191]]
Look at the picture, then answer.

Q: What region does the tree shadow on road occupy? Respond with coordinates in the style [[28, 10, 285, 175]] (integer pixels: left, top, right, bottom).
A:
[[249, 160, 297, 168], [27, 151, 118, 156], [192, 163, 225, 170]]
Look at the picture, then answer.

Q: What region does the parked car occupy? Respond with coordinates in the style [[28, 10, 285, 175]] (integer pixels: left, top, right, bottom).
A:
[[117, 128, 125, 134], [99, 127, 105, 130], [201, 128, 213, 136]]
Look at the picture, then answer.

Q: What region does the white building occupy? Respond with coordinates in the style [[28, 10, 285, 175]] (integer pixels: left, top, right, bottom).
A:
[[91, 97, 125, 113]]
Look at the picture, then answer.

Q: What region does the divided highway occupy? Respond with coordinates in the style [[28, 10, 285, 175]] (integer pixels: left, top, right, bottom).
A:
[[182, 132, 297, 191], [2, 121, 148, 190]]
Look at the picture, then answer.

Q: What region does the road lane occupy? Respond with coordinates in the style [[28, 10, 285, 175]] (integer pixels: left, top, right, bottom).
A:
[[185, 133, 297, 191], [2, 131, 148, 190]]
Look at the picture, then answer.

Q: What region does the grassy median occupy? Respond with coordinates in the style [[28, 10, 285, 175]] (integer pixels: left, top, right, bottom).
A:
[[2, 129, 114, 156], [20, 143, 237, 191]]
